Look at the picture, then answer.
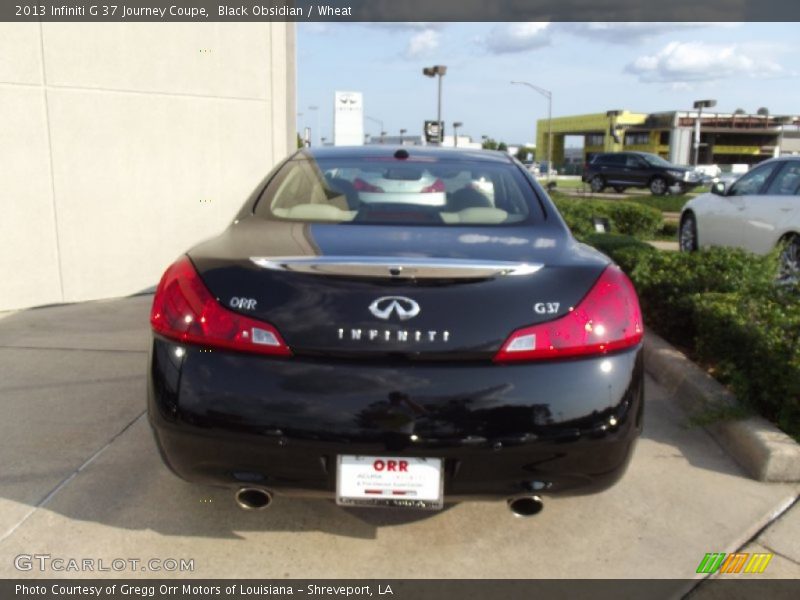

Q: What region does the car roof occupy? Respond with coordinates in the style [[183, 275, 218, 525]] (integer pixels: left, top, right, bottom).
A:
[[296, 145, 514, 164], [595, 151, 651, 157], [764, 156, 800, 163], [728, 156, 800, 170]]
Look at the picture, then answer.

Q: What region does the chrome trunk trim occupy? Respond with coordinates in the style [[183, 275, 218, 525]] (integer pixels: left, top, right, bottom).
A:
[[249, 256, 544, 279]]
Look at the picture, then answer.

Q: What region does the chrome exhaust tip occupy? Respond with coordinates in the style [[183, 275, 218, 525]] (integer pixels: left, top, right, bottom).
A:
[[507, 495, 544, 518], [235, 487, 273, 510]]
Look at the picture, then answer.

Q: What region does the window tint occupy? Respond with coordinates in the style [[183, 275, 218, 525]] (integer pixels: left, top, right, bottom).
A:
[[602, 154, 626, 166], [729, 162, 780, 196], [625, 155, 644, 168], [254, 157, 539, 226], [764, 162, 800, 196], [641, 153, 672, 168]]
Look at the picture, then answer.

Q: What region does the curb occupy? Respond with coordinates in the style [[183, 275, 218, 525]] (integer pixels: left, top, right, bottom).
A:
[[646, 240, 679, 252], [644, 331, 800, 483]]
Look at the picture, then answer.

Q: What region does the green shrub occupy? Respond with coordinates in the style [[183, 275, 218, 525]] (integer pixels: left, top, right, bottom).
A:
[[624, 194, 692, 213], [580, 233, 657, 273], [553, 197, 662, 239], [553, 198, 600, 237], [693, 289, 800, 440], [627, 248, 776, 346], [659, 221, 678, 238], [575, 230, 798, 439], [608, 202, 663, 239], [582, 233, 653, 254], [611, 246, 659, 275]]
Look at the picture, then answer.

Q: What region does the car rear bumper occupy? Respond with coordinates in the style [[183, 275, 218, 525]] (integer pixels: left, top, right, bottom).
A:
[[147, 337, 644, 500]]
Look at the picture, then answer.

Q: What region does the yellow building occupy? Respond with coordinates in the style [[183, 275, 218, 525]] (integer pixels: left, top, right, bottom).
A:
[[536, 110, 792, 168]]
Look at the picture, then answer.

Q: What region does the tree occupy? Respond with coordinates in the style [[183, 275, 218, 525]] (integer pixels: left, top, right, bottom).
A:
[[497, 142, 508, 152], [515, 146, 536, 161], [482, 138, 498, 150]]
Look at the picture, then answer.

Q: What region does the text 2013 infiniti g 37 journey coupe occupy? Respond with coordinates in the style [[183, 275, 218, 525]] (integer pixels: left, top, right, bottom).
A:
[[147, 147, 644, 516]]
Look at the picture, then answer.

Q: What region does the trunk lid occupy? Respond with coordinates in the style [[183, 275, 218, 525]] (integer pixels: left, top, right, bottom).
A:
[[188, 219, 609, 359]]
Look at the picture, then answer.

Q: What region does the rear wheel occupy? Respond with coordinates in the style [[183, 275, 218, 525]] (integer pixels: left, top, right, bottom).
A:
[[679, 213, 698, 252], [590, 176, 606, 193], [613, 186, 627, 193], [778, 234, 799, 282], [650, 177, 667, 196]]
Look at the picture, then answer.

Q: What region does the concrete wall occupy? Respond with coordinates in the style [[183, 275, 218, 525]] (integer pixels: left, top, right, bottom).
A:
[[0, 23, 295, 311], [781, 132, 800, 155]]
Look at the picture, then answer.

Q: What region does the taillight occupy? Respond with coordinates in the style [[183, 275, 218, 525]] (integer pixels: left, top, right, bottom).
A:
[[150, 256, 291, 357], [494, 266, 642, 363], [421, 178, 446, 193], [353, 178, 384, 193]]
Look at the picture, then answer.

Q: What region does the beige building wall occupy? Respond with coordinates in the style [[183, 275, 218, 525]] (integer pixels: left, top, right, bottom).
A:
[[0, 23, 295, 311]]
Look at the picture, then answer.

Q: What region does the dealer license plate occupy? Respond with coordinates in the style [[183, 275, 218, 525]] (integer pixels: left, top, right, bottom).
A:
[[336, 455, 444, 510]]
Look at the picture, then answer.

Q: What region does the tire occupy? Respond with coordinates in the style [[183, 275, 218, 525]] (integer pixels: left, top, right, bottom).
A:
[[679, 213, 698, 252], [613, 186, 626, 193], [778, 234, 799, 282], [650, 177, 668, 196], [590, 175, 606, 193]]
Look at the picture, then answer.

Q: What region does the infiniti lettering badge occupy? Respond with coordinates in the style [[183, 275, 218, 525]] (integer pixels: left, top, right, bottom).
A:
[[336, 296, 449, 343], [368, 296, 421, 321]]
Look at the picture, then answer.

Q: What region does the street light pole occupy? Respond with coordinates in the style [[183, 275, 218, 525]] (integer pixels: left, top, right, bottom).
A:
[[423, 65, 447, 144], [365, 116, 384, 144], [400, 128, 407, 144], [437, 75, 443, 129], [453, 122, 463, 147], [693, 99, 717, 166], [511, 80, 553, 181]]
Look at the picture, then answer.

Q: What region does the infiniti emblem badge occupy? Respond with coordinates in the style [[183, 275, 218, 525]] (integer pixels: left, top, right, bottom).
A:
[[368, 296, 421, 321]]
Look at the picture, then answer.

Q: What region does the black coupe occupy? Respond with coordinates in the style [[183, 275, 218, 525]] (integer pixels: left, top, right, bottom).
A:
[[148, 146, 644, 516]]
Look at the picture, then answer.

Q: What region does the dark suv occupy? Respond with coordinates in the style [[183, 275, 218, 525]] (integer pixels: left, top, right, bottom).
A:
[[582, 151, 701, 195]]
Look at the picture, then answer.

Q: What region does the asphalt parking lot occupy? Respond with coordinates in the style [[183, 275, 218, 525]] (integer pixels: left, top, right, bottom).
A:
[[0, 295, 798, 590]]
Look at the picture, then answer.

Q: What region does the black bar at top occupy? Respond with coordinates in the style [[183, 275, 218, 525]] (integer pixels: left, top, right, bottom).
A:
[[2, 0, 800, 22]]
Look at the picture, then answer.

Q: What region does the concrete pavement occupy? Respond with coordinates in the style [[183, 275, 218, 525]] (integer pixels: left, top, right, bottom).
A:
[[0, 295, 798, 588]]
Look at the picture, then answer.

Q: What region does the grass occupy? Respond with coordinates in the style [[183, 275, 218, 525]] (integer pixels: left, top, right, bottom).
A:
[[623, 195, 693, 213], [546, 178, 584, 190]]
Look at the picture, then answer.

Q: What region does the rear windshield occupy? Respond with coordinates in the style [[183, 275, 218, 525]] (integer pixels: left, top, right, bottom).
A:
[[253, 156, 541, 226]]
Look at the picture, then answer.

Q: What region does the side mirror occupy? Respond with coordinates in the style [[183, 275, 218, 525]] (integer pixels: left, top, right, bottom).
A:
[[711, 181, 727, 196]]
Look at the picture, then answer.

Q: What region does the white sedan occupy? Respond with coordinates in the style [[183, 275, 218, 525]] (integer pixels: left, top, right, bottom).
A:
[[679, 157, 800, 279]]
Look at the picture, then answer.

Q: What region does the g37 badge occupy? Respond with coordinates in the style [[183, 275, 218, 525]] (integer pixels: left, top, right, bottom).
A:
[[534, 302, 560, 315]]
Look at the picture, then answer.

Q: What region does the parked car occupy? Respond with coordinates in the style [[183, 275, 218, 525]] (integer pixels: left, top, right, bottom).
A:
[[680, 156, 800, 279], [534, 160, 558, 178], [692, 164, 722, 186], [583, 151, 702, 195], [148, 146, 644, 516]]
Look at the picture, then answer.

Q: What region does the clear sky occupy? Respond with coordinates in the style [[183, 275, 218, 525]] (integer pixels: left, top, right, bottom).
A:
[[297, 22, 798, 147]]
